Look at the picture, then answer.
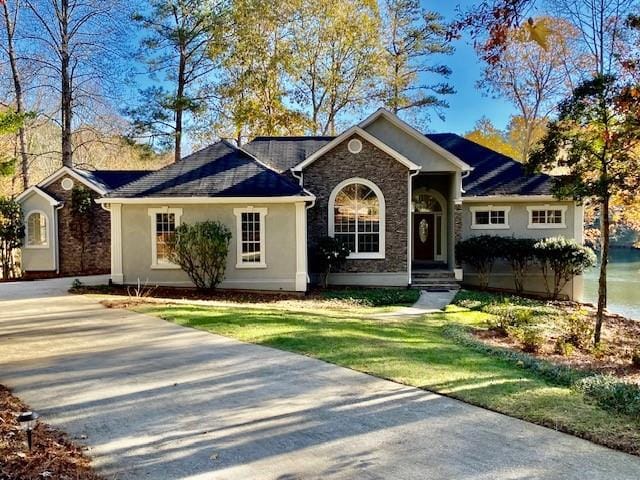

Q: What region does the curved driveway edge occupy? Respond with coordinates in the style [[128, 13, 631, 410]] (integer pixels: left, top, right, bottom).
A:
[[1, 282, 639, 479]]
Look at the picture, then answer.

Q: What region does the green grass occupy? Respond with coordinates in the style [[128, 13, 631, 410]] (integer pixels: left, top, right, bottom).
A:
[[320, 288, 421, 306], [130, 293, 640, 454]]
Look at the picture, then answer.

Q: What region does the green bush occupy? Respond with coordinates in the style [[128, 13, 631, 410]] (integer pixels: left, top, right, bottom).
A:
[[456, 235, 506, 289], [484, 304, 534, 335], [510, 326, 545, 353], [560, 312, 593, 349], [168, 221, 232, 291], [533, 237, 597, 299], [315, 236, 351, 288], [554, 338, 575, 357], [504, 237, 537, 294], [576, 375, 640, 417]]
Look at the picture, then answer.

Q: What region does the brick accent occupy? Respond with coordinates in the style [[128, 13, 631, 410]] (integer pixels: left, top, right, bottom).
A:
[[303, 134, 408, 274], [454, 203, 462, 268], [42, 175, 111, 276]]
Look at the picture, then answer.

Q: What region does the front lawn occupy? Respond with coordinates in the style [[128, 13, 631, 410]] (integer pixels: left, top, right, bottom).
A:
[[119, 291, 640, 454]]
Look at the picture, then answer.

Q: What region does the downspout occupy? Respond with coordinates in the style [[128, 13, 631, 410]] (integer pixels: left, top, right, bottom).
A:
[[291, 169, 316, 286], [407, 168, 421, 287]]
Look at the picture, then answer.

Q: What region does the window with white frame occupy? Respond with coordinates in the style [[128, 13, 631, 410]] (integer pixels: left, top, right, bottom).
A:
[[148, 208, 182, 268], [470, 206, 510, 229], [527, 205, 567, 228], [234, 207, 267, 268], [329, 178, 385, 259], [26, 211, 48, 247]]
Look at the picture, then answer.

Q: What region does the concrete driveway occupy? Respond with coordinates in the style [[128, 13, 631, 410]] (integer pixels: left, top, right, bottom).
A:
[[1, 280, 639, 479]]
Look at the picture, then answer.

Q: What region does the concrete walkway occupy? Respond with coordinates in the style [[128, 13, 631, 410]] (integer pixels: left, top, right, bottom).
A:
[[376, 289, 458, 317], [1, 282, 639, 479]]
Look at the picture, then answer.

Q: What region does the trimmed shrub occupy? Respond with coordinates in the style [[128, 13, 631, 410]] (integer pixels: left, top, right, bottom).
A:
[[575, 375, 640, 417], [533, 237, 597, 299], [504, 237, 537, 294], [315, 236, 350, 288], [456, 235, 506, 289], [168, 221, 232, 291]]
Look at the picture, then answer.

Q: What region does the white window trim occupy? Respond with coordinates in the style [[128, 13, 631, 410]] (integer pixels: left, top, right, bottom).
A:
[[148, 207, 183, 269], [470, 205, 511, 230], [328, 177, 386, 260], [25, 210, 50, 249], [234, 206, 268, 269], [527, 204, 568, 229]]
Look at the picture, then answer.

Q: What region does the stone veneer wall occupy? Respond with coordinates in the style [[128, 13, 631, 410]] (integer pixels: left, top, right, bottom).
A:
[[303, 134, 409, 274], [42, 174, 111, 276], [454, 203, 462, 268]]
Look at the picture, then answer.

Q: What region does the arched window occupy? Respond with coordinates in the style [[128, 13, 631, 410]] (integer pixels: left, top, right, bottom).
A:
[[329, 178, 385, 259], [26, 211, 48, 247]]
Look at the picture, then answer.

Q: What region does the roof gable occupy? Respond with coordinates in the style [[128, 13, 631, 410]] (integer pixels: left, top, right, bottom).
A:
[[106, 141, 305, 199], [292, 126, 420, 172], [15, 185, 60, 206], [359, 109, 472, 171], [38, 166, 109, 195]]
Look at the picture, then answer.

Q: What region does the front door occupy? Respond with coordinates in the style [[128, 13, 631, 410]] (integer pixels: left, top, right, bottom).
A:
[[413, 213, 435, 261]]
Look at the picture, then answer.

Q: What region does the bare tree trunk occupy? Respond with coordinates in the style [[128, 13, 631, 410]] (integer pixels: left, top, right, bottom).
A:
[[2, 1, 29, 189], [173, 44, 187, 162], [60, 0, 73, 167], [594, 195, 609, 345]]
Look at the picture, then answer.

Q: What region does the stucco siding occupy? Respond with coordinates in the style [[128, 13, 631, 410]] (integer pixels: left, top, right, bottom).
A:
[[364, 116, 460, 172], [20, 193, 56, 272], [460, 201, 577, 240], [460, 200, 581, 300], [120, 202, 299, 291]]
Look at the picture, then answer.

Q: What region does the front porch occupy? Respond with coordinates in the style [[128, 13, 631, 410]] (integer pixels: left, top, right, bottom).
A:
[[408, 172, 462, 286]]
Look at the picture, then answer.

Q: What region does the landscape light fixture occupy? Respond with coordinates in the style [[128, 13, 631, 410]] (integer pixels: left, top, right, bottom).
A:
[[17, 411, 39, 451]]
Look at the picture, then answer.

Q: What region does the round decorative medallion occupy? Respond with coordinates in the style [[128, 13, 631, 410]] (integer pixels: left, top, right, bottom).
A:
[[61, 178, 74, 190], [347, 138, 362, 154]]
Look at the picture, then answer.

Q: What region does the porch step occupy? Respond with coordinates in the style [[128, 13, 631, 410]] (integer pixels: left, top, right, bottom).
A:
[[411, 270, 459, 290]]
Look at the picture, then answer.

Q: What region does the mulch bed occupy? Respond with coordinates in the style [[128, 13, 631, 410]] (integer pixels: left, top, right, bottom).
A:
[[474, 304, 640, 384], [0, 385, 101, 480]]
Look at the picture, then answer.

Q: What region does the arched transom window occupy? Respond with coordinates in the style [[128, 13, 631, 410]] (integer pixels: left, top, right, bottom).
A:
[[329, 178, 385, 259], [26, 211, 48, 247]]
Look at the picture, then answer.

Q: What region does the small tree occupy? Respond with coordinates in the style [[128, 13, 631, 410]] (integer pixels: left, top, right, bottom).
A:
[[168, 221, 232, 291], [0, 197, 24, 279], [70, 186, 94, 272], [455, 235, 505, 289], [315, 236, 350, 288], [533, 237, 596, 300], [529, 74, 640, 343], [503, 237, 536, 295]]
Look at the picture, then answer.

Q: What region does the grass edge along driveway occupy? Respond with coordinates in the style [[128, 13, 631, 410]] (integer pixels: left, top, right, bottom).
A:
[[122, 292, 640, 456]]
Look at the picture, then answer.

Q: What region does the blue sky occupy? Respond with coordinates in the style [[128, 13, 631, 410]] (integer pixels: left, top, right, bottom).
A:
[[424, 1, 516, 134]]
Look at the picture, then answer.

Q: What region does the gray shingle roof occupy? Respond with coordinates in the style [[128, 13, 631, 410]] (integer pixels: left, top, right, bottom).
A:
[[106, 141, 305, 198], [73, 169, 153, 192], [244, 136, 334, 173], [425, 133, 554, 196]]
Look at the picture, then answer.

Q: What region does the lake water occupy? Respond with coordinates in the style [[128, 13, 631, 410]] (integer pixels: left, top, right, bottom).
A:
[[583, 248, 640, 320]]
